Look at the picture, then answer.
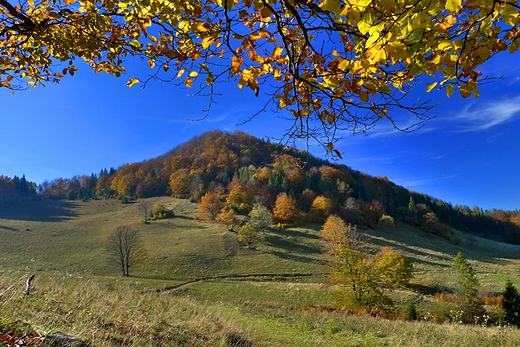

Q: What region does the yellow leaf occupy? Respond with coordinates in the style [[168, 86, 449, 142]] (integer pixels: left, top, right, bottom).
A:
[[248, 77, 258, 91], [185, 77, 193, 88], [202, 36, 214, 49], [190, 71, 199, 78], [177, 69, 185, 78], [338, 59, 350, 71], [138, 21, 148, 38], [319, 0, 343, 15], [472, 46, 491, 63], [437, 40, 454, 51], [367, 45, 387, 63], [126, 78, 140, 87], [238, 77, 247, 89], [300, 108, 311, 117], [446, 0, 462, 14], [327, 142, 334, 151], [273, 47, 284, 57], [352, 0, 373, 8], [426, 82, 437, 92]]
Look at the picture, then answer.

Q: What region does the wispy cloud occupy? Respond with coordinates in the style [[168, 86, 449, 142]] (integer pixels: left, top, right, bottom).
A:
[[453, 96, 520, 132], [392, 173, 462, 189]]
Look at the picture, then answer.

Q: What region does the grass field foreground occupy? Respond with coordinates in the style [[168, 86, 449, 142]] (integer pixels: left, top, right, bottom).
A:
[[1, 198, 520, 345]]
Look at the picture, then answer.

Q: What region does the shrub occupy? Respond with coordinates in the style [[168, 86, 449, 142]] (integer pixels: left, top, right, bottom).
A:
[[378, 214, 395, 228], [150, 203, 174, 220], [238, 222, 263, 249], [406, 302, 418, 321]]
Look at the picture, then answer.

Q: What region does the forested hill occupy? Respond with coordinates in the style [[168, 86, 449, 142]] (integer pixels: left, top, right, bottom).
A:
[[5, 130, 520, 244]]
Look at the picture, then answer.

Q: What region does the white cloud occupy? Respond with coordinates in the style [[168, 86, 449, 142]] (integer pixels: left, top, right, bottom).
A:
[[453, 96, 520, 132], [391, 173, 462, 189]]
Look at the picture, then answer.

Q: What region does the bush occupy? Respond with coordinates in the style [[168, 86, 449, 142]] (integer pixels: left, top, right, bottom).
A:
[[406, 302, 418, 321], [238, 222, 263, 249], [150, 203, 174, 220], [379, 214, 395, 228]]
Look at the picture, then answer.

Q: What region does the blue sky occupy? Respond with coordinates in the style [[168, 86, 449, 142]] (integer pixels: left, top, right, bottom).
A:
[[1, 51, 519, 211]]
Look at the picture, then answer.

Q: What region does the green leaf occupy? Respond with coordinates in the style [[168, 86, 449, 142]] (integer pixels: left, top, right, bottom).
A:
[[206, 73, 215, 85], [378, 85, 392, 93]]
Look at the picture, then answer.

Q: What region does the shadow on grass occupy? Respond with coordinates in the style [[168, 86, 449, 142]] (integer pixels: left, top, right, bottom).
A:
[[265, 250, 323, 264], [0, 225, 17, 231], [273, 227, 321, 240], [0, 200, 77, 222], [412, 283, 452, 296], [263, 233, 323, 264], [265, 234, 322, 255], [366, 225, 520, 266]]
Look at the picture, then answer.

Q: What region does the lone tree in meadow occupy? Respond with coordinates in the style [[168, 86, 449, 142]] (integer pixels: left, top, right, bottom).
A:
[[452, 252, 479, 300], [107, 226, 146, 276], [249, 203, 273, 233], [322, 215, 413, 310], [502, 281, 520, 327], [238, 222, 263, 249]]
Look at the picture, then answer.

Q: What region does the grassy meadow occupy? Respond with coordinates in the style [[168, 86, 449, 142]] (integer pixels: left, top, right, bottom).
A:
[[1, 197, 520, 346]]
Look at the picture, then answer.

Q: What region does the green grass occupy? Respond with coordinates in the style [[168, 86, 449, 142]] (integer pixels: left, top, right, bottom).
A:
[[1, 198, 520, 346]]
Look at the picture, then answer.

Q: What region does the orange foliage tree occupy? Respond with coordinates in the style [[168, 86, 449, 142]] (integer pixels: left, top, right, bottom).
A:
[[310, 196, 334, 223], [321, 215, 413, 309], [272, 193, 300, 226], [198, 185, 225, 220]]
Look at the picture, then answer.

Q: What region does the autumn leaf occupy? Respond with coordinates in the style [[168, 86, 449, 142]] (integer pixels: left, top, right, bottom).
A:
[[446, 0, 462, 13], [126, 78, 140, 87], [273, 47, 284, 57], [426, 82, 437, 92]]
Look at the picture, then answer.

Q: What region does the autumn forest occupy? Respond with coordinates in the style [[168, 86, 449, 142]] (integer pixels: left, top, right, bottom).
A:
[[2, 130, 520, 245]]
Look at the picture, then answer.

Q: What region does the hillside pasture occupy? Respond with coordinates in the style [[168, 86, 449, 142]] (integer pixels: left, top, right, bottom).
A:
[[1, 198, 520, 346]]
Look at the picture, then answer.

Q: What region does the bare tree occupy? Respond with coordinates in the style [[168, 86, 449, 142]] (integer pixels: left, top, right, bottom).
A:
[[140, 200, 150, 224], [107, 226, 146, 276]]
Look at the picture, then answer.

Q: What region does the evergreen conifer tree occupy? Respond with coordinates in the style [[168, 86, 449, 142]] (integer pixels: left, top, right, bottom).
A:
[[502, 281, 520, 327]]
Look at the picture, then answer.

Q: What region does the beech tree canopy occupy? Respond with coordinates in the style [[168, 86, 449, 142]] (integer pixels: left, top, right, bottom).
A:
[[0, 0, 518, 150]]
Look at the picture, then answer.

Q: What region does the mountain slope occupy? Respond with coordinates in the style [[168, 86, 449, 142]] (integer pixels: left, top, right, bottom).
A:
[[15, 130, 520, 244]]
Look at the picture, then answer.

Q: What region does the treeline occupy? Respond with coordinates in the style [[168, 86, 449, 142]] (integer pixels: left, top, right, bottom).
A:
[[5, 130, 520, 244], [0, 175, 38, 203]]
